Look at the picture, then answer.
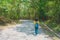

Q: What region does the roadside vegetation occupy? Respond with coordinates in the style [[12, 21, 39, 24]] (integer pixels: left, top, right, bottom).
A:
[[0, 0, 60, 37]]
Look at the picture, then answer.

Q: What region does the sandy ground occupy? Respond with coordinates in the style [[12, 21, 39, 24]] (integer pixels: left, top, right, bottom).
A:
[[0, 20, 53, 40], [0, 22, 16, 30]]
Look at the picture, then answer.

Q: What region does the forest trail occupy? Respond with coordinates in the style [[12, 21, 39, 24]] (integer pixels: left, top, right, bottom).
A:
[[0, 20, 53, 40]]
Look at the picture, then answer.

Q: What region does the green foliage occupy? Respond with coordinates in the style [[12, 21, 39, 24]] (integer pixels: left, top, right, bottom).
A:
[[39, 0, 60, 33], [0, 0, 60, 33]]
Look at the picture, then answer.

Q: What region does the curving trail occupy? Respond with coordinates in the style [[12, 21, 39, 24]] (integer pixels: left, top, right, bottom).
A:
[[0, 20, 53, 40]]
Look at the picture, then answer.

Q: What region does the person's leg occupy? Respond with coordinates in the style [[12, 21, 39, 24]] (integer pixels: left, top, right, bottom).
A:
[[35, 23, 38, 35], [35, 28, 38, 35]]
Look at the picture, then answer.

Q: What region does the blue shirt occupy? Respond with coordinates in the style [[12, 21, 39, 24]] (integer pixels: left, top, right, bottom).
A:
[[35, 23, 39, 28]]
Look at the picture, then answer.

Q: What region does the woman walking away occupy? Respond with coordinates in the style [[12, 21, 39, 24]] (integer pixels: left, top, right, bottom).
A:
[[34, 18, 39, 35]]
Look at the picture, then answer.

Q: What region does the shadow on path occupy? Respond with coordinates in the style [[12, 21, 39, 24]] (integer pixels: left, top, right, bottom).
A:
[[15, 21, 44, 35]]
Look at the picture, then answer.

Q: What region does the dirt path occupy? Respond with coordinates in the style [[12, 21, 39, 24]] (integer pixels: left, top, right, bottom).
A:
[[0, 20, 53, 40]]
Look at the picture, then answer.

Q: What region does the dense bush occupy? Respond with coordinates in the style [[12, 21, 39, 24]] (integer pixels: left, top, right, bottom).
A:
[[0, 16, 12, 25]]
